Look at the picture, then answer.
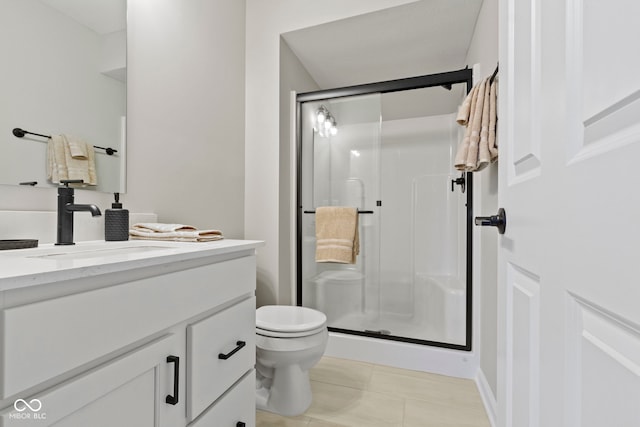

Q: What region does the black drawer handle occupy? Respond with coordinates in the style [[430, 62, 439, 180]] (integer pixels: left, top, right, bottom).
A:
[[236, 423, 246, 427], [166, 355, 179, 405], [218, 340, 246, 360]]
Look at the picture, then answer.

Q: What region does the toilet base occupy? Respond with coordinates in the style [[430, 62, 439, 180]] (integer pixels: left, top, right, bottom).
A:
[[255, 364, 312, 416]]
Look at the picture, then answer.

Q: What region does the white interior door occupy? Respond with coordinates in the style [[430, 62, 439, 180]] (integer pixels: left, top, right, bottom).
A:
[[497, 0, 640, 426]]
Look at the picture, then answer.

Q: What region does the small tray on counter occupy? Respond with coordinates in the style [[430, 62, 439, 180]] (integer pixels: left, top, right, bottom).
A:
[[0, 239, 39, 250]]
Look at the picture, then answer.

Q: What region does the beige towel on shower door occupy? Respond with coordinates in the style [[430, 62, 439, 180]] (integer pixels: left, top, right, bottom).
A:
[[315, 207, 359, 264]]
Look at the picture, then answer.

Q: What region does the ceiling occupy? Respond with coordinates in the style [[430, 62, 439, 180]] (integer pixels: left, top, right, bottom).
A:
[[282, 0, 483, 90], [39, 0, 126, 34], [282, 0, 483, 118]]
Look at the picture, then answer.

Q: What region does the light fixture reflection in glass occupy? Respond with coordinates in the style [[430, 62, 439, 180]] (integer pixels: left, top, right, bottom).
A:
[[315, 105, 338, 138]]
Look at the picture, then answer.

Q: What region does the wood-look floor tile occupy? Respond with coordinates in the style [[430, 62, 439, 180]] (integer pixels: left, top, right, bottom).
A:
[[403, 398, 491, 427], [309, 356, 374, 390], [368, 364, 483, 408], [304, 381, 404, 427], [307, 419, 354, 427], [255, 357, 491, 427], [256, 410, 309, 426]]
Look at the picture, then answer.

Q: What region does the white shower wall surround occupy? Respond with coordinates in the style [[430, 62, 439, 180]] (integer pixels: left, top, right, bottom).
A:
[[380, 115, 466, 290], [302, 108, 469, 349]]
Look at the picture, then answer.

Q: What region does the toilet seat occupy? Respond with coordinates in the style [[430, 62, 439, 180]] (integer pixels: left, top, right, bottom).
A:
[[256, 306, 327, 337], [256, 325, 326, 338]]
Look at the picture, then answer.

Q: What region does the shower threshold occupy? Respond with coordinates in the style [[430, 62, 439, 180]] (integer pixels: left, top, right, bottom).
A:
[[364, 329, 391, 335]]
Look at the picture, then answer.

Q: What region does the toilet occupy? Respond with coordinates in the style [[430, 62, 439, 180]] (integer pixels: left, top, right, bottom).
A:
[[255, 305, 328, 416]]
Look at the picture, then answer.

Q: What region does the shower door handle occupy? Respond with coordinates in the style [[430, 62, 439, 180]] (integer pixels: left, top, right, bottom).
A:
[[475, 208, 506, 234]]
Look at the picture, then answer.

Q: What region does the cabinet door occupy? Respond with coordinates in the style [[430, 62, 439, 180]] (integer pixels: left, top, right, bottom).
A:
[[190, 371, 255, 427], [0, 334, 185, 427]]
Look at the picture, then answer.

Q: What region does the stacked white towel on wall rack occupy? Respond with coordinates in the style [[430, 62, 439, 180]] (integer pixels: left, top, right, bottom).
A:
[[47, 134, 97, 185]]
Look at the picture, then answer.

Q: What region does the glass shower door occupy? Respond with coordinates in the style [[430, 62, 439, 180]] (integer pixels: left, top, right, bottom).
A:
[[299, 93, 383, 332], [297, 71, 473, 350]]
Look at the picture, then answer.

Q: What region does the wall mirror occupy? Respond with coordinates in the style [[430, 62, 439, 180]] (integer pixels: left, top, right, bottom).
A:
[[0, 0, 127, 193]]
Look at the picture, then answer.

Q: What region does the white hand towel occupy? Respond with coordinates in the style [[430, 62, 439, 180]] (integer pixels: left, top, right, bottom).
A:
[[67, 137, 88, 159], [62, 135, 91, 185]]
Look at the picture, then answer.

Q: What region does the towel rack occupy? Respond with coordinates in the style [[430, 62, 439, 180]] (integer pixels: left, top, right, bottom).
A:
[[303, 210, 374, 214], [489, 63, 499, 84], [12, 127, 118, 156]]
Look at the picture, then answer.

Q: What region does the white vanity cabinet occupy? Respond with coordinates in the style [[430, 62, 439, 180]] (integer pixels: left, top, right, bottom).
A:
[[0, 240, 262, 427], [2, 332, 185, 427]]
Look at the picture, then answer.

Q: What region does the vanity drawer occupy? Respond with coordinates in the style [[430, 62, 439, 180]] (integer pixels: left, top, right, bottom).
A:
[[1, 255, 255, 399], [187, 296, 255, 421], [190, 371, 255, 427]]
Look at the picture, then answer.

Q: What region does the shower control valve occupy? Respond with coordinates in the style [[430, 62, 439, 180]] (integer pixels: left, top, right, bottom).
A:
[[451, 172, 466, 193]]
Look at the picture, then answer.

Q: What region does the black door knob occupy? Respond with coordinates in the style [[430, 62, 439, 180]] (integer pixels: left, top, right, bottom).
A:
[[475, 208, 506, 234]]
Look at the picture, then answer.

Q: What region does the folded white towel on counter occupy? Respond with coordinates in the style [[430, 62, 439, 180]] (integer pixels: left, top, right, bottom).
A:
[[129, 223, 224, 242]]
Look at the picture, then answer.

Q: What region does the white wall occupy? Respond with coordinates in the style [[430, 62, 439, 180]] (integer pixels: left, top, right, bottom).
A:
[[275, 39, 320, 306], [464, 0, 499, 416], [125, 0, 246, 236], [246, 0, 418, 306], [0, 0, 246, 242]]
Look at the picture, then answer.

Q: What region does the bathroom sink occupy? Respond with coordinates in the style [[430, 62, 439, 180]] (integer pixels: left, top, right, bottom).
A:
[[29, 245, 170, 260]]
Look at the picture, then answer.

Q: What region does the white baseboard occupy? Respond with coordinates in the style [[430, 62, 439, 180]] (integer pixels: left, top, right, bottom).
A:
[[476, 368, 497, 427]]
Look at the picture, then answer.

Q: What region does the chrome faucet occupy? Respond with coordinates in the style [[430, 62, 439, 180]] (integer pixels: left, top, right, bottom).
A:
[[56, 180, 102, 245]]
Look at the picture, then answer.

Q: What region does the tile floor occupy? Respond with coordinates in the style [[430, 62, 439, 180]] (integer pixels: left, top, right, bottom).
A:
[[256, 356, 492, 427]]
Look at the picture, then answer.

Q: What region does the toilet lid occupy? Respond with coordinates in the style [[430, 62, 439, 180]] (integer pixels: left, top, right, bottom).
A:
[[256, 305, 327, 333]]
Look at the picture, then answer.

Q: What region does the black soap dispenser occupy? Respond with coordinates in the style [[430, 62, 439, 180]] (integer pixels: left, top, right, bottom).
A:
[[105, 193, 129, 241]]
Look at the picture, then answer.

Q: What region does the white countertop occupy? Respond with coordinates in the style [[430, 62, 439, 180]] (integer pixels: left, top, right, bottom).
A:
[[0, 239, 264, 292]]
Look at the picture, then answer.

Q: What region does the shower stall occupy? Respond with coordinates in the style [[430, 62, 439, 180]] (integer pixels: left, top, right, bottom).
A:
[[296, 69, 473, 351]]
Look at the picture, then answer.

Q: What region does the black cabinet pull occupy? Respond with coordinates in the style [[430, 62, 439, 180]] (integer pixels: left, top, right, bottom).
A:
[[218, 340, 246, 360], [166, 355, 179, 405], [236, 423, 246, 427]]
